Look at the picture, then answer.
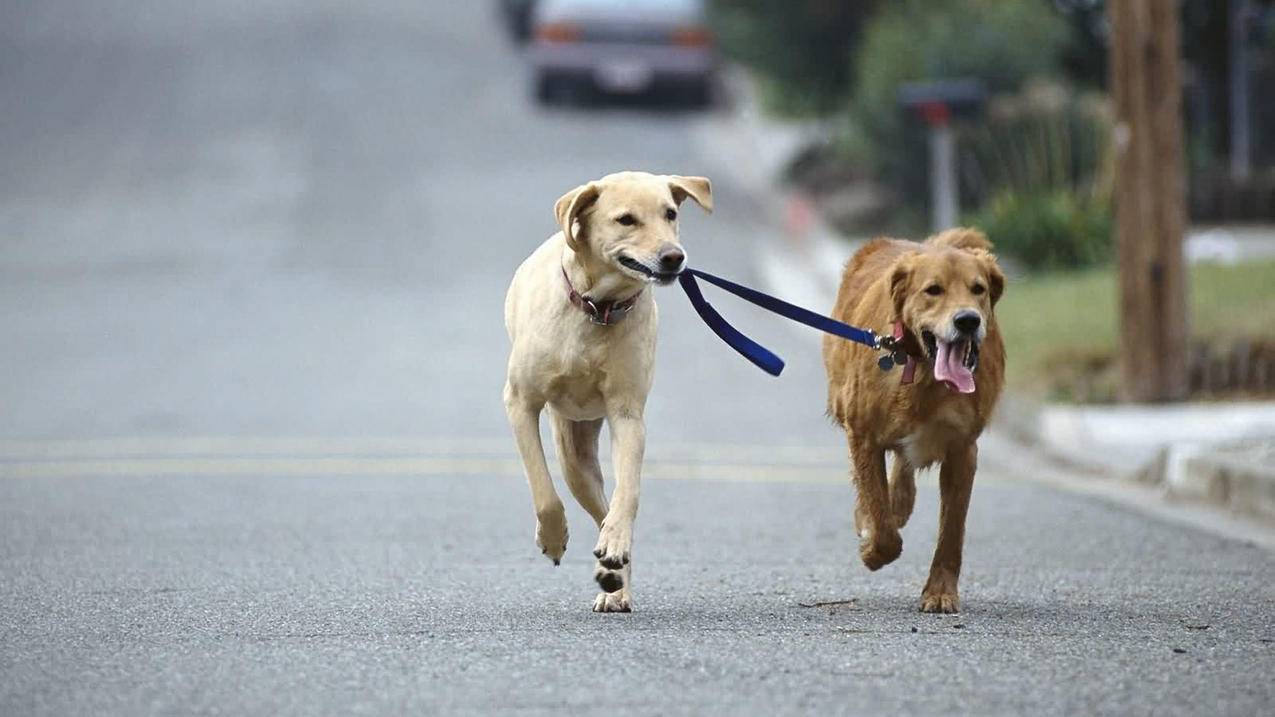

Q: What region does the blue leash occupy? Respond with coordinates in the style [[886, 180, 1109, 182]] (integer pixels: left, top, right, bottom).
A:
[[677, 267, 883, 377]]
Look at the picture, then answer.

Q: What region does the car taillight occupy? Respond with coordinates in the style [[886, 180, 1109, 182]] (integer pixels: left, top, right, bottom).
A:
[[536, 22, 582, 43], [671, 26, 713, 47]]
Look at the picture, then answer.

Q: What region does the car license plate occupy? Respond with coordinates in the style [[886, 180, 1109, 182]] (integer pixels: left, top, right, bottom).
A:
[[595, 61, 653, 93]]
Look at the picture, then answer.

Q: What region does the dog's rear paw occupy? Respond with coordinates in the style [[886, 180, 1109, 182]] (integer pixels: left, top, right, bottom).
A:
[[536, 504, 568, 565], [592, 590, 632, 613], [920, 591, 960, 614], [859, 530, 903, 571]]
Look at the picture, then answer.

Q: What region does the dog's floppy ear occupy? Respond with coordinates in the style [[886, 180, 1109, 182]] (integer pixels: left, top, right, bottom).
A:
[[984, 255, 1005, 307], [667, 175, 713, 213], [890, 256, 914, 320], [554, 183, 600, 251]]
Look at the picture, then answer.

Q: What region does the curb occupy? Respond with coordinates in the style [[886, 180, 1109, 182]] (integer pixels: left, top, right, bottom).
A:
[[1168, 441, 1275, 523]]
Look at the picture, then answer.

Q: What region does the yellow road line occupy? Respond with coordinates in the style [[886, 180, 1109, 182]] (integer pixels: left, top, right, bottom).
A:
[[0, 436, 513, 459], [0, 436, 847, 464], [0, 455, 849, 484]]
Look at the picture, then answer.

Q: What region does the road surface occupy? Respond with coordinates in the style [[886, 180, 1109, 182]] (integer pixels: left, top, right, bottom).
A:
[[1, 2, 1272, 714]]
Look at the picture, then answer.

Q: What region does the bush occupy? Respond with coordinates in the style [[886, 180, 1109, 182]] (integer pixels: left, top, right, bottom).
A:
[[846, 0, 1071, 222], [959, 81, 1114, 270], [958, 81, 1114, 206], [969, 189, 1112, 270]]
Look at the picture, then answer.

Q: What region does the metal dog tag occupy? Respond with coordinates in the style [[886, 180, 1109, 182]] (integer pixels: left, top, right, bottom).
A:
[[892, 350, 909, 366], [878, 355, 895, 371]]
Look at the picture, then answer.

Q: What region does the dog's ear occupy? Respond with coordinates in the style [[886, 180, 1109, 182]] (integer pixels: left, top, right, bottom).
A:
[[928, 227, 991, 253], [890, 257, 914, 320], [554, 183, 600, 252], [666, 175, 713, 213], [984, 255, 1005, 307]]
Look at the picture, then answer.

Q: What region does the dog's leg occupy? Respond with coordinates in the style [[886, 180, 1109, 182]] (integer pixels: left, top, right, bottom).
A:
[[552, 414, 608, 525], [921, 443, 977, 614], [504, 386, 568, 565], [889, 454, 917, 529], [552, 414, 631, 611], [592, 407, 643, 610], [849, 436, 902, 571]]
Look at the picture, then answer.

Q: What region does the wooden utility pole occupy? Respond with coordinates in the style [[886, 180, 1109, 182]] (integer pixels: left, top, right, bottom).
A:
[[1108, 0, 1189, 402]]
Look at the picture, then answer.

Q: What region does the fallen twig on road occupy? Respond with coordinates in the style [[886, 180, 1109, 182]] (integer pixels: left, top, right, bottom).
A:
[[797, 598, 858, 608]]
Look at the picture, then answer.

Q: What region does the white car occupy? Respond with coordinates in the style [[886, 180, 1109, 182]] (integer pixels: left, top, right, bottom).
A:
[[528, 0, 717, 106]]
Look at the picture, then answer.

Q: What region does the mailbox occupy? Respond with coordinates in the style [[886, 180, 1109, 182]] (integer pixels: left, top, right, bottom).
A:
[[896, 79, 987, 231]]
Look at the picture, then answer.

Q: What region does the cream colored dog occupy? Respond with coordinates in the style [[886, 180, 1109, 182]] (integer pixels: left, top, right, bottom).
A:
[[504, 171, 712, 613]]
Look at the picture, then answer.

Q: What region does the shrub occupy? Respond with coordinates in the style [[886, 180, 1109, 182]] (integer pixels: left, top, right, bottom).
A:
[[969, 189, 1112, 270], [958, 81, 1114, 208], [960, 81, 1115, 270], [846, 0, 1071, 222]]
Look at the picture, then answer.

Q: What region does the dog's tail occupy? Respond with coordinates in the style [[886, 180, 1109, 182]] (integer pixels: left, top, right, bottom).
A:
[[927, 227, 992, 253]]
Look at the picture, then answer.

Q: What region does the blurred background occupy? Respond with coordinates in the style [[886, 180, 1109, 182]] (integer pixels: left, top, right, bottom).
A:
[[701, 0, 1275, 406]]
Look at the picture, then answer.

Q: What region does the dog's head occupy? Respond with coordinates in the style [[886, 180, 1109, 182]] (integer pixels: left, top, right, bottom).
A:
[[554, 171, 712, 286], [890, 229, 1004, 394]]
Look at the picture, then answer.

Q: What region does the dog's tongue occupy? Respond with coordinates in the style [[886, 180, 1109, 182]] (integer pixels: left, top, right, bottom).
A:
[[933, 339, 976, 394]]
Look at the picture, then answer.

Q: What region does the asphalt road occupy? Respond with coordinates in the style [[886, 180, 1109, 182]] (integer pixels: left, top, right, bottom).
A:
[[1, 2, 1273, 715]]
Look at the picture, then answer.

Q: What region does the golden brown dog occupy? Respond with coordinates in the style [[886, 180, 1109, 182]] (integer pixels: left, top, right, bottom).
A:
[[823, 228, 1005, 613]]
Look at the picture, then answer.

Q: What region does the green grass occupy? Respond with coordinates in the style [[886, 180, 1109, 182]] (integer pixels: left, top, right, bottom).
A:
[[998, 260, 1275, 398]]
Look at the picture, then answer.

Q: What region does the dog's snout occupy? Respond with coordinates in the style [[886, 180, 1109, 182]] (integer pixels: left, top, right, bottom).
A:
[[953, 310, 981, 335], [658, 246, 685, 272]]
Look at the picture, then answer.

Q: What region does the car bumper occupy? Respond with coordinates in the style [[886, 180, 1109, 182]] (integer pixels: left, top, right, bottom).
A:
[[529, 42, 715, 93]]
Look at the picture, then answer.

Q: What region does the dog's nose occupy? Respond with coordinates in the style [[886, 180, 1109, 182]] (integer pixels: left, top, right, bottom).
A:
[[658, 247, 685, 273], [953, 310, 981, 334]]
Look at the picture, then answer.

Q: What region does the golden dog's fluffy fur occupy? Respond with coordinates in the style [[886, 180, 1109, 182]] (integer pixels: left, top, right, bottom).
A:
[[823, 228, 1005, 613]]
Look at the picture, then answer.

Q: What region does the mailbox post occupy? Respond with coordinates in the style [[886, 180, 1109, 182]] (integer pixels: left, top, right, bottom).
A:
[[898, 80, 985, 232]]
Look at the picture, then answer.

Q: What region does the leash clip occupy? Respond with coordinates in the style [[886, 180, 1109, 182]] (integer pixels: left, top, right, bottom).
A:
[[872, 332, 896, 371], [874, 332, 909, 372]]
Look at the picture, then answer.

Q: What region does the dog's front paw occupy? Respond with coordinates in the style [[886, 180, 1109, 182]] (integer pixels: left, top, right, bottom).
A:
[[920, 590, 960, 614], [592, 522, 631, 570], [592, 589, 632, 613], [858, 529, 902, 571], [535, 503, 568, 565]]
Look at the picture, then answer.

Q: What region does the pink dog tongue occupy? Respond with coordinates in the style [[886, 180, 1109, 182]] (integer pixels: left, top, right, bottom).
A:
[[933, 339, 976, 394]]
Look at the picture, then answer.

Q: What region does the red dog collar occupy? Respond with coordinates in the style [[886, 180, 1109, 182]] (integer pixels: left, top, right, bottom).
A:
[[562, 267, 643, 326], [893, 321, 918, 384]]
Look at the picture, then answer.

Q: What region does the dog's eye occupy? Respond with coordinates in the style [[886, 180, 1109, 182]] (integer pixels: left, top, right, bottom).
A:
[[924, 284, 944, 296], [665, 208, 677, 221], [971, 283, 986, 295], [616, 214, 636, 226]]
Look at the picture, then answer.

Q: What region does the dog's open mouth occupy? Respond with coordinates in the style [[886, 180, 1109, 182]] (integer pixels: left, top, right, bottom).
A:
[[921, 330, 979, 394], [618, 255, 679, 285]]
